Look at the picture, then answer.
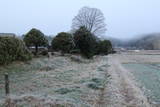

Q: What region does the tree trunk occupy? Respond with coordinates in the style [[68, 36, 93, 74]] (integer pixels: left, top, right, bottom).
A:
[[35, 45, 38, 55]]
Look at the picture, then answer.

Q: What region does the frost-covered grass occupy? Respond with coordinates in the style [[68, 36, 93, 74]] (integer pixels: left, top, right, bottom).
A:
[[123, 63, 160, 103], [0, 55, 110, 106]]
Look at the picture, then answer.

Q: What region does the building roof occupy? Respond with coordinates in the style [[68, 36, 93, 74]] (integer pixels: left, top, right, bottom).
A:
[[0, 33, 16, 37]]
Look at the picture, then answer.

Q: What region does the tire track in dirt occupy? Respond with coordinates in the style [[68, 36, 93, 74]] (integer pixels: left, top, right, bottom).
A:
[[105, 55, 151, 107]]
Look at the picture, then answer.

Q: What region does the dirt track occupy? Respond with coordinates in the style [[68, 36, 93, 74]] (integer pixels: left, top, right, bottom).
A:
[[105, 54, 152, 107]]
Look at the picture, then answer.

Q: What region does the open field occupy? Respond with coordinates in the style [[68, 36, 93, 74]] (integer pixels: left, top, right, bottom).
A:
[[1, 51, 160, 107], [0, 55, 110, 106], [124, 63, 160, 103], [113, 50, 160, 106]]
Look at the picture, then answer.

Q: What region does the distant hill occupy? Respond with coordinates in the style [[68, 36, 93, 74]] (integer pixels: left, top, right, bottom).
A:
[[127, 33, 160, 50], [106, 33, 160, 50], [103, 36, 128, 48]]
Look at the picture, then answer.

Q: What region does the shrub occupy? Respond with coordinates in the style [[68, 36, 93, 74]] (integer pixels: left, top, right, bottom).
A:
[[23, 28, 48, 55], [74, 26, 97, 59], [51, 32, 74, 53], [0, 36, 32, 65], [96, 40, 113, 55]]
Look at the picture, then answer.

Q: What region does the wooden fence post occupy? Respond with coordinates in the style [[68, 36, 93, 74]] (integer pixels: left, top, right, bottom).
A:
[[5, 73, 10, 96]]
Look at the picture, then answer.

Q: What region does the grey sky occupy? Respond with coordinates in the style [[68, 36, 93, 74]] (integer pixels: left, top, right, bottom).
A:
[[0, 0, 160, 39]]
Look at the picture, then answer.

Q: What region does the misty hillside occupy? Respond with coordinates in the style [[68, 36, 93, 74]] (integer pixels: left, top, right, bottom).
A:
[[128, 33, 160, 50], [106, 37, 127, 47], [108, 33, 160, 50]]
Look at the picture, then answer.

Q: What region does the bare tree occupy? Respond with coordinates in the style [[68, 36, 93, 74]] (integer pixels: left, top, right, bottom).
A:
[[72, 7, 106, 36]]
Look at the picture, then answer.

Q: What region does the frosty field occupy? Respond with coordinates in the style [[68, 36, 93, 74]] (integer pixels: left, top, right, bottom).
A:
[[0, 55, 110, 106], [123, 63, 160, 103], [0, 51, 160, 107], [119, 50, 160, 105]]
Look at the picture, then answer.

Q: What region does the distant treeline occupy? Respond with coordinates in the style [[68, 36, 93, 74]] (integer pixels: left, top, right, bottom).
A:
[[0, 27, 113, 65], [23, 27, 113, 58]]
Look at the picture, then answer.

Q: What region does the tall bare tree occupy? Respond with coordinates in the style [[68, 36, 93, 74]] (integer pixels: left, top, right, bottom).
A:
[[72, 7, 106, 36]]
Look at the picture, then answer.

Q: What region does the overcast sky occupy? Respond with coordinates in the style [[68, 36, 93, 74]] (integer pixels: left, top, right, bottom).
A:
[[0, 0, 160, 39]]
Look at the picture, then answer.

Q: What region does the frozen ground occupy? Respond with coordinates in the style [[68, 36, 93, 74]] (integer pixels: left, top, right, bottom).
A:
[[0, 51, 158, 107], [105, 54, 151, 107], [0, 55, 110, 107], [124, 63, 160, 103], [114, 50, 160, 107]]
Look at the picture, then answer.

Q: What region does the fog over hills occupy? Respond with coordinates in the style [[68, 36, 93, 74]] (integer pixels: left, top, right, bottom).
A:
[[106, 33, 160, 50]]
